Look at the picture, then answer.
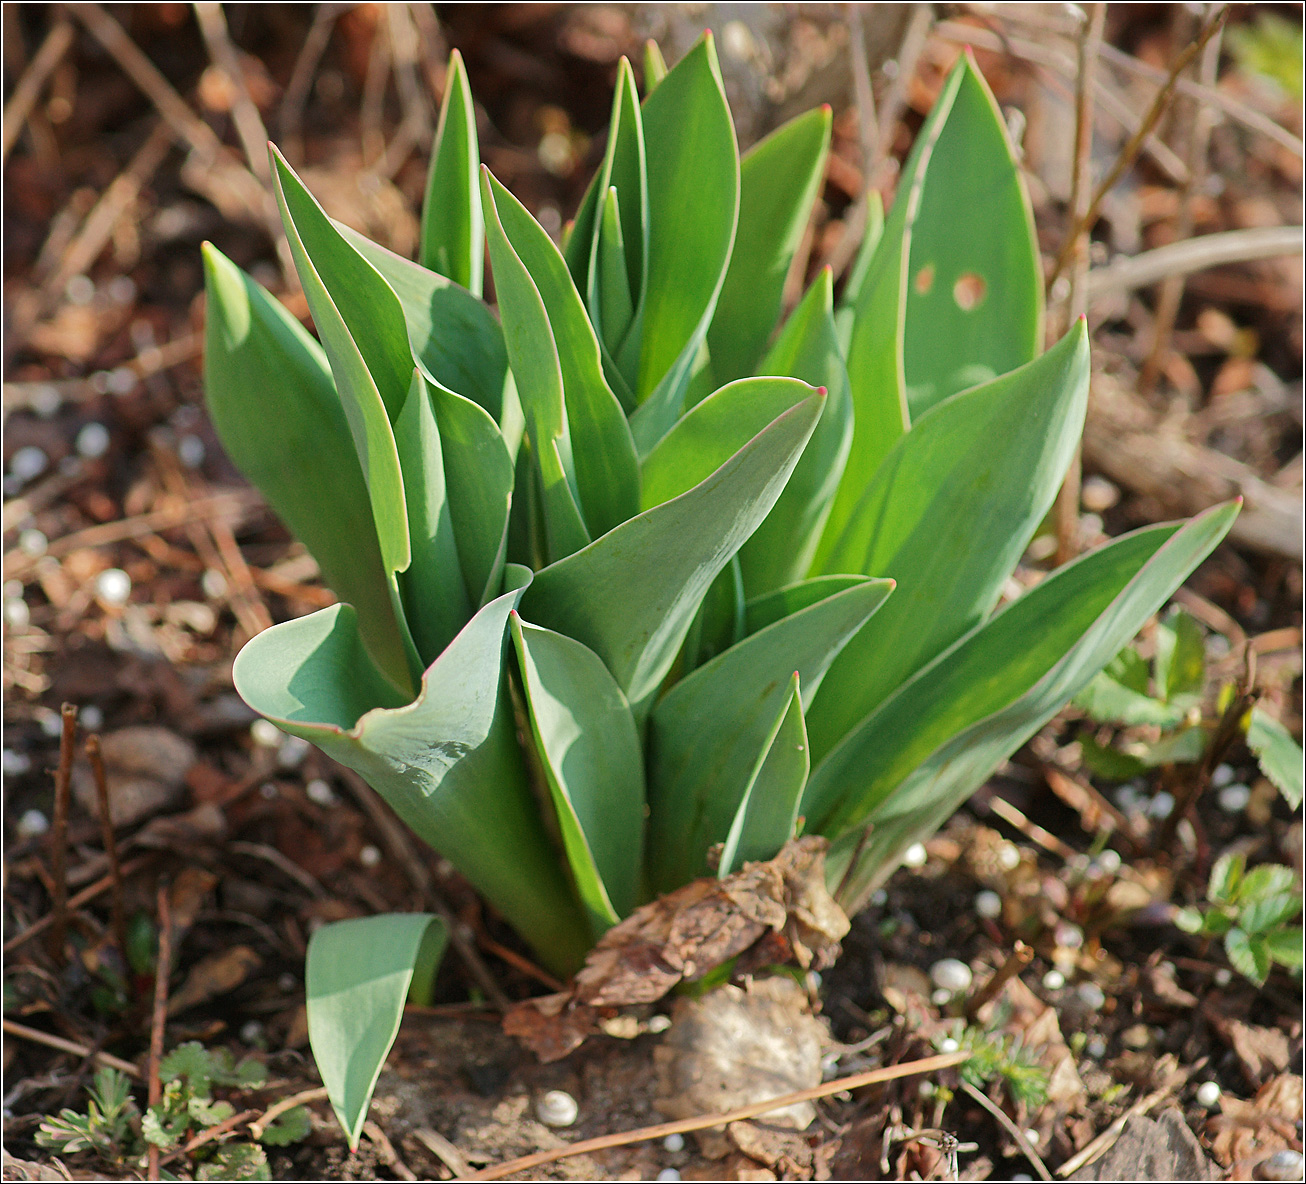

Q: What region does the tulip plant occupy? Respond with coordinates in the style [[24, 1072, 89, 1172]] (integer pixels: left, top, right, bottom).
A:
[[203, 38, 1236, 1143]]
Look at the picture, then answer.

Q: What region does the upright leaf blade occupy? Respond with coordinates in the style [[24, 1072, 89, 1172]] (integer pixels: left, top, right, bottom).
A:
[[808, 322, 1090, 762], [201, 244, 411, 692], [808, 503, 1239, 910], [421, 49, 483, 295], [1247, 706, 1304, 809], [233, 584, 593, 976], [718, 674, 809, 877], [628, 34, 739, 454], [707, 106, 831, 385], [511, 618, 646, 932], [646, 576, 892, 892], [307, 914, 447, 1149], [523, 395, 824, 718]]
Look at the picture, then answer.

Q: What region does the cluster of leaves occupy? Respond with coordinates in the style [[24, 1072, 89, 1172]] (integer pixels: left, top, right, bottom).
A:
[[937, 1020, 1049, 1110], [1074, 606, 1303, 808], [35, 1046, 308, 1181], [202, 36, 1237, 1144], [1176, 852, 1303, 987]]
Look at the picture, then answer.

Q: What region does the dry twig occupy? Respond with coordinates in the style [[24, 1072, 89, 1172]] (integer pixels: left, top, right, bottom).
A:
[[959, 1081, 1053, 1181], [1, 18, 74, 161], [4, 857, 153, 952], [85, 734, 129, 959], [46, 704, 77, 962], [1, 1019, 141, 1078], [146, 884, 174, 1182]]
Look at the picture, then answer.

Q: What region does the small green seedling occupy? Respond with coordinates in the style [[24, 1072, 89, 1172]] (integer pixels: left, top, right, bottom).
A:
[[1176, 852, 1303, 987], [936, 1018, 1049, 1109], [203, 36, 1238, 1143]]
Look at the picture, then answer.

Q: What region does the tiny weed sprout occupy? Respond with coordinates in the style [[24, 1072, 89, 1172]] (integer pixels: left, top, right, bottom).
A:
[[202, 40, 1238, 1142]]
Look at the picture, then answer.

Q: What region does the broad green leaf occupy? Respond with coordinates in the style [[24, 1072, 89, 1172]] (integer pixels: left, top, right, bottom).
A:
[[421, 49, 483, 295], [708, 106, 831, 385], [269, 150, 410, 578], [596, 187, 635, 356], [640, 378, 818, 510], [337, 225, 507, 422], [1129, 726, 1206, 767], [1225, 927, 1271, 986], [809, 322, 1090, 760], [233, 583, 592, 976], [307, 913, 447, 1148], [738, 270, 854, 597], [1104, 645, 1151, 694], [628, 34, 739, 454], [589, 60, 647, 319], [835, 189, 884, 349], [1239, 892, 1301, 936], [1209, 851, 1246, 905], [482, 171, 640, 538], [394, 371, 470, 665], [810, 502, 1238, 911], [511, 617, 645, 932], [481, 172, 589, 564], [523, 394, 824, 719], [680, 557, 745, 671], [646, 576, 893, 892], [1238, 863, 1296, 904], [643, 39, 667, 92], [744, 575, 869, 634], [271, 147, 414, 421], [1246, 706, 1304, 808], [718, 674, 809, 877], [201, 244, 411, 694], [1264, 926, 1304, 968], [902, 54, 1042, 419], [1154, 607, 1206, 702], [1174, 906, 1206, 935], [1074, 672, 1187, 729], [1077, 736, 1147, 782], [429, 383, 513, 607]]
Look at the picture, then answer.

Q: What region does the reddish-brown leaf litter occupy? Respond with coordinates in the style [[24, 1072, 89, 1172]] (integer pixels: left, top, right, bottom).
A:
[[3, 5, 1301, 1180]]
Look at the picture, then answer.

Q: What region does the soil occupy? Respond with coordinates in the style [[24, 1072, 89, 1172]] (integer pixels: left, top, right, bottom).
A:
[[3, 4, 1302, 1181]]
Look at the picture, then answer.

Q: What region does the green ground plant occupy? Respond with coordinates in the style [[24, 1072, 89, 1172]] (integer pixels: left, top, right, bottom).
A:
[[202, 37, 1237, 1143]]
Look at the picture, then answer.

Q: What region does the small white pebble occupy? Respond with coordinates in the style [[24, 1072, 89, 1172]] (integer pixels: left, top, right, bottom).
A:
[[75, 422, 111, 459], [902, 842, 928, 868], [239, 1020, 264, 1044], [1086, 1036, 1107, 1059], [1080, 475, 1119, 513], [1217, 784, 1251, 813], [657, 1171, 681, 1183], [18, 529, 47, 556], [1024, 1129, 1040, 1145], [259, 783, 279, 800], [359, 845, 381, 868], [1094, 849, 1122, 875], [997, 842, 1022, 870], [1214, 968, 1232, 987], [107, 367, 137, 396], [918, 1080, 935, 1098], [535, 1089, 578, 1128], [870, 888, 889, 906], [65, 274, 95, 304], [17, 808, 49, 837], [1079, 512, 1104, 539], [94, 568, 132, 606], [939, 1037, 960, 1054], [90, 371, 111, 394], [277, 736, 310, 769], [107, 276, 136, 305], [4, 598, 30, 630], [250, 719, 282, 747], [201, 568, 228, 600], [663, 1133, 685, 1153], [1042, 970, 1066, 991], [1077, 982, 1106, 1011], [1148, 791, 1175, 820], [931, 987, 953, 1006], [1055, 921, 1084, 950], [278, 972, 298, 993], [1258, 1150, 1305, 1181], [1196, 1081, 1222, 1109], [306, 779, 336, 806], [1211, 763, 1236, 788], [975, 890, 1003, 919], [177, 434, 205, 468], [646, 1015, 671, 1034], [80, 705, 103, 731], [30, 385, 61, 418], [930, 958, 973, 994], [3, 749, 33, 776], [9, 446, 49, 483], [37, 709, 63, 738]]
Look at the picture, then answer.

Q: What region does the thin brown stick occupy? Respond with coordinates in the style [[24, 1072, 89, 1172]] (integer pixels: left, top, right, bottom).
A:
[[47, 704, 78, 962], [246, 1086, 329, 1142], [965, 941, 1034, 1021], [414, 1127, 476, 1180], [1139, 8, 1225, 397], [147, 885, 174, 1182], [1, 19, 75, 161], [85, 735, 129, 960], [1, 1018, 141, 1077], [279, 4, 343, 162], [959, 1080, 1052, 1182], [193, 3, 271, 183], [1048, 5, 1230, 289], [160, 1109, 260, 1166], [476, 934, 565, 994], [468, 1051, 971, 1180], [4, 856, 153, 952], [986, 794, 1079, 862], [1053, 2, 1106, 568], [1054, 1083, 1173, 1177]]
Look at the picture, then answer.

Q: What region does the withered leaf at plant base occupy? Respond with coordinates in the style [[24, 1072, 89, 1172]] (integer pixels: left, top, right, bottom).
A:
[[166, 945, 262, 1016], [505, 838, 848, 1062]]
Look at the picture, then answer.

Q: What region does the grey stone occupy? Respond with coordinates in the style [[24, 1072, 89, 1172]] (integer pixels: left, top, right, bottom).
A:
[[1069, 1109, 1216, 1181]]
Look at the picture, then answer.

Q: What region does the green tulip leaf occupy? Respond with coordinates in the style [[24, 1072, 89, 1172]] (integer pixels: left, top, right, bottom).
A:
[[421, 49, 483, 295], [643, 39, 668, 93], [307, 914, 447, 1149], [1153, 607, 1207, 702]]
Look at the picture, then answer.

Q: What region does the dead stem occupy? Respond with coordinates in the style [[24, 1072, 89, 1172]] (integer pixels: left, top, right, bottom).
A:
[[146, 883, 174, 1182], [47, 703, 77, 962], [1, 1018, 141, 1077], [959, 1080, 1053, 1182], [964, 940, 1034, 1022], [85, 734, 130, 960], [1, 18, 74, 161]]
